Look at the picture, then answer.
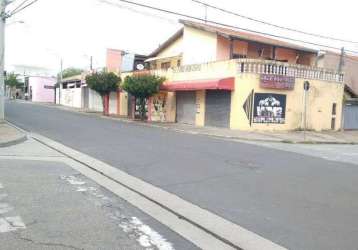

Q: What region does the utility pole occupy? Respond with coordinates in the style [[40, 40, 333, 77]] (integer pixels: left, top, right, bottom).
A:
[[59, 58, 63, 104], [338, 47, 345, 131], [192, 0, 208, 22], [338, 47, 345, 73], [90, 56, 93, 71], [0, 0, 7, 122]]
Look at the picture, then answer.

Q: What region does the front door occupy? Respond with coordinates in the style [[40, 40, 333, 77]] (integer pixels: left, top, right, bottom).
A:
[[176, 91, 196, 125]]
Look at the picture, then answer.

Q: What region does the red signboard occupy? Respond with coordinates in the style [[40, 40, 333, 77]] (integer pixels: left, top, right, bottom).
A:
[[260, 74, 295, 90]]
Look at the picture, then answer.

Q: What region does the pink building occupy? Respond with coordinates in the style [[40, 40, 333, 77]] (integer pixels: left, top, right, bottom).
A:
[[28, 76, 56, 103]]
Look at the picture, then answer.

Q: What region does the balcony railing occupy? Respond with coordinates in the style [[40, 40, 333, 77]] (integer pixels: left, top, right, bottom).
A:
[[124, 59, 345, 83], [237, 59, 344, 83]]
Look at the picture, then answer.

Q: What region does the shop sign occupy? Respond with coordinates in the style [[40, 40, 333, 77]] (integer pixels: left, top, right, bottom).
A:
[[253, 93, 286, 124], [260, 74, 295, 90], [173, 64, 201, 73]]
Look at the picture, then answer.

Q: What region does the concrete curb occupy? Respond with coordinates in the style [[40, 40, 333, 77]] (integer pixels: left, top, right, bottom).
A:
[[16, 100, 358, 145], [67, 110, 358, 145], [31, 132, 287, 250], [0, 122, 27, 148]]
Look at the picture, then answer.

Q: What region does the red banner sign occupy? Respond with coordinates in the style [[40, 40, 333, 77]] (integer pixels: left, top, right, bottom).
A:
[[260, 74, 295, 90]]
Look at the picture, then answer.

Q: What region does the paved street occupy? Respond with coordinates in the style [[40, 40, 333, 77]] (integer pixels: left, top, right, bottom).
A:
[[0, 137, 198, 250], [5, 100, 358, 250]]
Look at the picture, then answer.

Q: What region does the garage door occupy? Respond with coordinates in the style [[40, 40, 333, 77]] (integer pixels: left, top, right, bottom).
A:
[[176, 91, 196, 125], [344, 103, 358, 130], [205, 90, 231, 128]]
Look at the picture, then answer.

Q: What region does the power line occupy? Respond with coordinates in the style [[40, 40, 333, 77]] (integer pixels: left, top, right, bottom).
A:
[[192, 0, 358, 44], [9, 0, 30, 15], [102, 0, 358, 55], [8, 0, 38, 17], [99, 0, 177, 24]]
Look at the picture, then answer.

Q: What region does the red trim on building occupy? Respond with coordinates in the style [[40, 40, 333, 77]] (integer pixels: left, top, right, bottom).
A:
[[161, 77, 235, 91], [104, 94, 109, 115]]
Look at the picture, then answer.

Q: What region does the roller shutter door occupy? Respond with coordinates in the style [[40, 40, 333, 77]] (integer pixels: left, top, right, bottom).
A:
[[344, 103, 358, 130], [205, 90, 231, 128], [176, 91, 196, 125]]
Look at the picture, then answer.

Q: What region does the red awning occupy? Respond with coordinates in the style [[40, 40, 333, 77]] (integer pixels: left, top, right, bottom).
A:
[[161, 77, 235, 91]]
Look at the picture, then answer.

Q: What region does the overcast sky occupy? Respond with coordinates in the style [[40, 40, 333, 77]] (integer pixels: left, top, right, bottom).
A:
[[4, 0, 358, 75]]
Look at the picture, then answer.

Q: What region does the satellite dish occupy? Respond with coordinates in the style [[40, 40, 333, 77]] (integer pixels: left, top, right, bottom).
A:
[[136, 64, 144, 70]]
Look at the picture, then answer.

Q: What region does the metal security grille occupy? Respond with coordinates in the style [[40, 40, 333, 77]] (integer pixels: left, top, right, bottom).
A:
[[176, 91, 196, 125], [344, 103, 358, 130], [205, 90, 231, 128]]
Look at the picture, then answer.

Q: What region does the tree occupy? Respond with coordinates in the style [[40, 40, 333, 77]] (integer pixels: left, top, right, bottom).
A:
[[5, 73, 22, 99], [122, 74, 165, 120], [60, 68, 84, 79], [86, 71, 120, 115]]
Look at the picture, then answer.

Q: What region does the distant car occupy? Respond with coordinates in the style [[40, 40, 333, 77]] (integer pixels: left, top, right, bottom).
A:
[[24, 93, 29, 100]]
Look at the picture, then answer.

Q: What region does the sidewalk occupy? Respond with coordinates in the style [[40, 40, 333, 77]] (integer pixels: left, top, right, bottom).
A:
[[0, 137, 194, 250], [149, 123, 358, 144], [0, 122, 27, 147], [17, 100, 358, 144]]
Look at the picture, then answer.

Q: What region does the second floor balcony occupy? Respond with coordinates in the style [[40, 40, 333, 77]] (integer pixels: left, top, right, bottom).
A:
[[123, 59, 344, 86]]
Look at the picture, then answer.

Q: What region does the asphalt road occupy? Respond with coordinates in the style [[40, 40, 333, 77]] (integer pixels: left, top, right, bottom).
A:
[[6, 101, 358, 250]]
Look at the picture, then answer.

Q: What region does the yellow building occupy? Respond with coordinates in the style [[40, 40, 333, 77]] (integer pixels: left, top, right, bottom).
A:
[[123, 20, 345, 131]]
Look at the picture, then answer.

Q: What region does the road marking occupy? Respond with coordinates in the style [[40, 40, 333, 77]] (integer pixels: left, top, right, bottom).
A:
[[0, 182, 27, 233], [1, 133, 287, 250], [60, 175, 86, 185], [0, 216, 26, 233], [61, 175, 175, 250], [0, 218, 16, 233], [35, 132, 286, 250], [127, 217, 174, 250], [5, 216, 26, 230]]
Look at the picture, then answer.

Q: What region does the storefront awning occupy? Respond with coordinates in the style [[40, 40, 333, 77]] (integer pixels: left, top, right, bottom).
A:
[[161, 77, 235, 91]]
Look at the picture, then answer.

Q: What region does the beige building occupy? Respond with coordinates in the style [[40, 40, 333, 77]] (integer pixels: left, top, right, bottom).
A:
[[123, 20, 345, 131], [316, 50, 358, 95]]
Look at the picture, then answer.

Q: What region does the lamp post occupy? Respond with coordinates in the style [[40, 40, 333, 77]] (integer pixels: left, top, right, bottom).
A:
[[0, 0, 7, 121]]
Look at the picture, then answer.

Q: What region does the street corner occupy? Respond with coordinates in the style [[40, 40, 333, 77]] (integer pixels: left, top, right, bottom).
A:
[[0, 122, 27, 148], [0, 159, 185, 250]]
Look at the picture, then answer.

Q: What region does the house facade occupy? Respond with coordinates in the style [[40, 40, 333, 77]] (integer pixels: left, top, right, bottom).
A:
[[27, 76, 56, 103], [315, 51, 358, 130], [57, 49, 144, 116], [123, 20, 344, 131]]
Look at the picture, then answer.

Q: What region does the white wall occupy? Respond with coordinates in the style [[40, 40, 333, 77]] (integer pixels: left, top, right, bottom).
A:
[[182, 26, 218, 65], [109, 92, 117, 115], [88, 89, 103, 112], [60, 88, 82, 108], [55, 87, 60, 104], [28, 76, 56, 103]]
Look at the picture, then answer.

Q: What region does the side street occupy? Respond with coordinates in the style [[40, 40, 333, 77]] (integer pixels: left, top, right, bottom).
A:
[[14, 99, 358, 144]]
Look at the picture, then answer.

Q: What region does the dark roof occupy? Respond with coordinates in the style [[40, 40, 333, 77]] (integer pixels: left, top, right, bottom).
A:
[[180, 20, 317, 53], [149, 28, 184, 57], [345, 84, 358, 98], [149, 19, 317, 57]]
